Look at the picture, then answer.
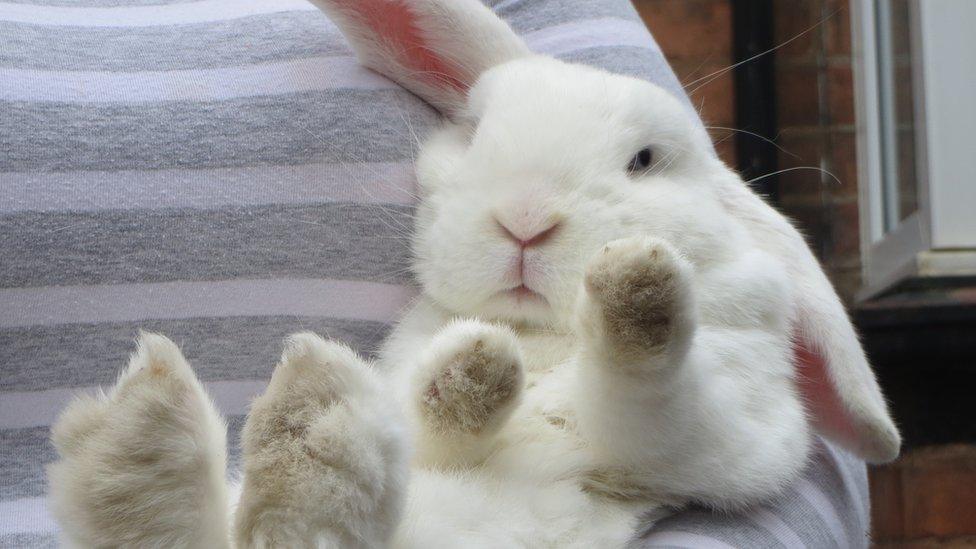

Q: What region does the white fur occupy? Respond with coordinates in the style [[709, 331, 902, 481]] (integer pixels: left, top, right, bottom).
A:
[[48, 0, 899, 546], [233, 333, 407, 548], [48, 333, 230, 549]]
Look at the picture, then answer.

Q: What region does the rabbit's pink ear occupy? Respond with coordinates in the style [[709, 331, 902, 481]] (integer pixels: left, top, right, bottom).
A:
[[794, 340, 861, 452], [792, 313, 900, 463], [309, 0, 530, 117], [718, 178, 899, 463]]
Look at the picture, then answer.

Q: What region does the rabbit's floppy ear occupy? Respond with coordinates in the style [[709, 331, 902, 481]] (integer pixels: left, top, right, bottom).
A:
[[720, 181, 901, 464], [308, 0, 530, 118], [792, 300, 900, 464]]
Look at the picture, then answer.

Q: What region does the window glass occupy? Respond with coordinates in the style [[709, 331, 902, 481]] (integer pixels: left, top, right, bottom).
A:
[[876, 0, 919, 231]]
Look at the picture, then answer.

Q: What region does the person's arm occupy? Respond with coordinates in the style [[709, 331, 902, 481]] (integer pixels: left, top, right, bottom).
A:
[[636, 440, 869, 547]]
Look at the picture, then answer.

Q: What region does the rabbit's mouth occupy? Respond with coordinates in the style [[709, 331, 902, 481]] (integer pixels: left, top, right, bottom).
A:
[[500, 284, 548, 305]]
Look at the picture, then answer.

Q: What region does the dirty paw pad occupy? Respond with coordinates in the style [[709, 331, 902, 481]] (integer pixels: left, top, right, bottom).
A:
[[584, 236, 693, 359], [418, 320, 524, 436]]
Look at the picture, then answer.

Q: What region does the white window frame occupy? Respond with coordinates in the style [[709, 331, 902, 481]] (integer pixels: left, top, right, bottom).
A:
[[852, 0, 976, 300]]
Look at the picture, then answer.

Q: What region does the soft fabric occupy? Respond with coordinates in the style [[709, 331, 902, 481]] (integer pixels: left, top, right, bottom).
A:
[[0, 0, 869, 546]]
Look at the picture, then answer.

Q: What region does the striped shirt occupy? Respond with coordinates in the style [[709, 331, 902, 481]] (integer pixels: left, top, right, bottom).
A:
[[0, 0, 869, 546]]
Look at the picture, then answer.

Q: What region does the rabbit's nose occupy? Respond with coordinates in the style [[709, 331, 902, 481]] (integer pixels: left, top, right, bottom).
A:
[[494, 216, 561, 248]]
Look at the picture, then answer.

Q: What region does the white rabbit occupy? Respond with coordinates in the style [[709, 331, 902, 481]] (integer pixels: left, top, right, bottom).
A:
[[47, 0, 900, 547]]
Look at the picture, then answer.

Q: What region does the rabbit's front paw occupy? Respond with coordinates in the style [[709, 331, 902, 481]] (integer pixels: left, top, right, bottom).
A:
[[416, 320, 524, 437], [581, 236, 694, 365]]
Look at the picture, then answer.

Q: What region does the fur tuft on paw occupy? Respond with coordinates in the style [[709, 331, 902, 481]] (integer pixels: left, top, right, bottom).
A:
[[235, 332, 407, 549], [415, 319, 524, 438], [48, 332, 230, 549], [580, 236, 695, 367]]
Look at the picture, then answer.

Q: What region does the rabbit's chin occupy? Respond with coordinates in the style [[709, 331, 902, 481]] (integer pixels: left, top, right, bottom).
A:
[[477, 286, 557, 327], [421, 289, 555, 330]]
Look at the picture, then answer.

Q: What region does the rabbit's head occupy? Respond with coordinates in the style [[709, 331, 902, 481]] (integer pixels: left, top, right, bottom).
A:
[[411, 56, 742, 327], [312, 0, 901, 464]]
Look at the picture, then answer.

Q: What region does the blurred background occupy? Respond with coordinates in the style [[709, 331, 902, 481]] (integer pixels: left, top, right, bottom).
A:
[[629, 1, 975, 546]]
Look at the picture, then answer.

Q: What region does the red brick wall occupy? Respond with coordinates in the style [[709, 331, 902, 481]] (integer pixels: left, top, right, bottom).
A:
[[632, 0, 861, 301], [870, 445, 976, 547], [632, 0, 737, 167], [774, 0, 862, 301]]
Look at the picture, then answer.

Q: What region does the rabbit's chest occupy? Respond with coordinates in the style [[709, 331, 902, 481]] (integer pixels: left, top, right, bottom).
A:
[[476, 331, 587, 475], [514, 329, 577, 373], [509, 330, 581, 427]]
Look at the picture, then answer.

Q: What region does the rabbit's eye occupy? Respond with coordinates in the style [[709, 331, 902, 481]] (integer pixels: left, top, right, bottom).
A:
[[627, 147, 654, 173]]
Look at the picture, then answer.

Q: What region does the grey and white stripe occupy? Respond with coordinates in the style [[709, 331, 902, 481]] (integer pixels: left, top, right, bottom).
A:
[[0, 16, 653, 73], [1, 315, 395, 392], [0, 0, 311, 27], [1, 91, 434, 171], [0, 13, 351, 72], [0, 206, 416, 287], [0, 0, 870, 546], [0, 162, 416, 214]]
